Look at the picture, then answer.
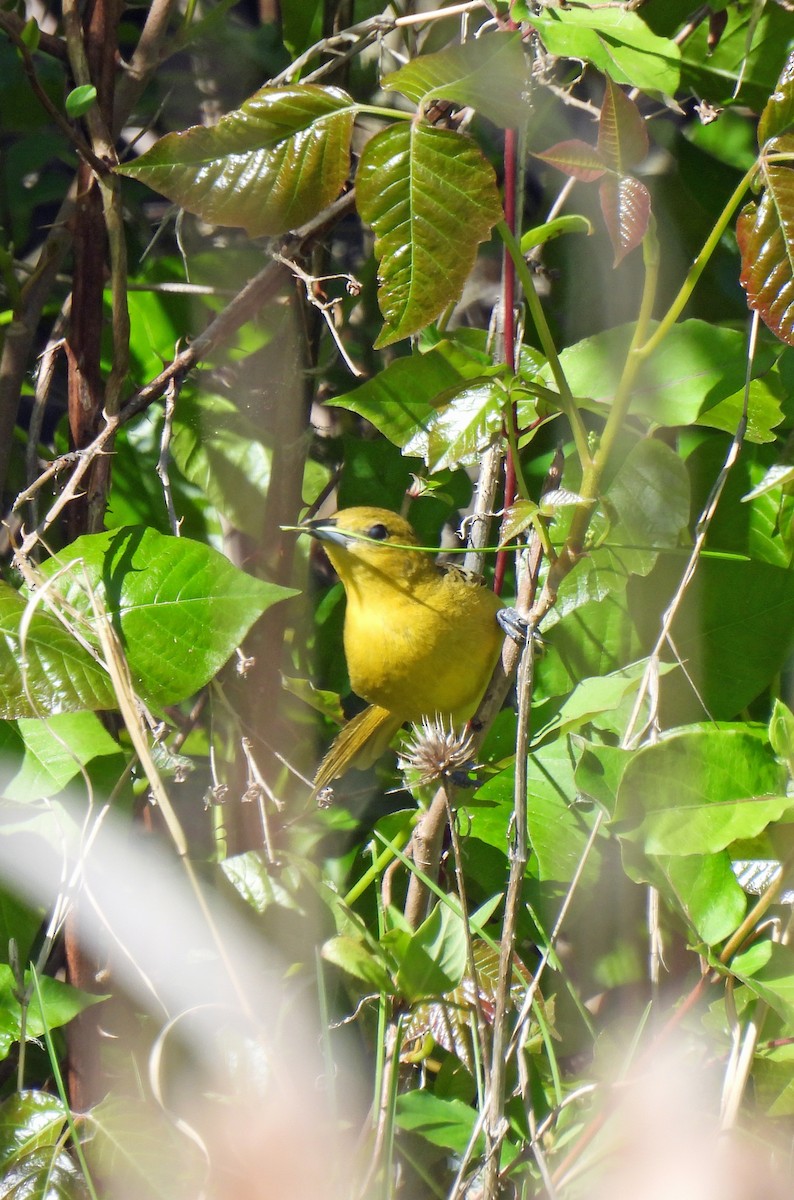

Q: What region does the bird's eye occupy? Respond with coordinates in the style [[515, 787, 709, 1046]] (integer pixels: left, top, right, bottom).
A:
[[365, 523, 389, 541]]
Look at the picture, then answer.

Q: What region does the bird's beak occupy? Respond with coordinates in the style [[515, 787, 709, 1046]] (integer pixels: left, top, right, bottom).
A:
[[298, 517, 352, 548]]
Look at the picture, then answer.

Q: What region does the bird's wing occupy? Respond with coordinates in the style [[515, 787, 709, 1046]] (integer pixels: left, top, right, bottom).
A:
[[313, 704, 404, 795]]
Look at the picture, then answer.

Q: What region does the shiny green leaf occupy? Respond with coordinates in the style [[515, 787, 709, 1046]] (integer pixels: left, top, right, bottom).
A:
[[357, 123, 502, 346], [64, 84, 97, 118], [383, 32, 529, 129], [117, 85, 355, 236], [615, 728, 789, 854], [35, 527, 296, 709], [530, 8, 680, 95]]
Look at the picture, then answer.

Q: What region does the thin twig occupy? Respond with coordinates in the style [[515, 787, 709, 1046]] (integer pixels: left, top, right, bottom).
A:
[[482, 627, 536, 1200], [12, 191, 357, 558], [156, 371, 181, 535]]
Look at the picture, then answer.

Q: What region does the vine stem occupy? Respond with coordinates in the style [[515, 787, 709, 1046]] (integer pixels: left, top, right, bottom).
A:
[[530, 217, 660, 619], [482, 627, 536, 1200]]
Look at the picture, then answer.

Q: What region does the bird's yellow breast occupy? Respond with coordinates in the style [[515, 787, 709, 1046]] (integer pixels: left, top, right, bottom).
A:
[[341, 562, 503, 722]]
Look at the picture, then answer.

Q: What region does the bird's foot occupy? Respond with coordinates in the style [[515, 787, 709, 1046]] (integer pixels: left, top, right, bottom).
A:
[[497, 608, 545, 650]]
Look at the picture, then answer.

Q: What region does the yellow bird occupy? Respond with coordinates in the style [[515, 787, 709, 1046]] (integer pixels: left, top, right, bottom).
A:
[[302, 507, 507, 792]]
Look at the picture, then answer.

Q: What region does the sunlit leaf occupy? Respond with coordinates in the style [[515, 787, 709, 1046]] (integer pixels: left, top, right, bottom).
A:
[[65, 84, 96, 118], [615, 728, 790, 854], [4, 713, 120, 800], [0, 1092, 68, 1171], [35, 528, 296, 709], [117, 85, 355, 236], [322, 935, 393, 992], [395, 1092, 483, 1155], [402, 379, 506, 472], [356, 123, 502, 346], [533, 139, 606, 182], [519, 213, 592, 252], [383, 32, 529, 129], [396, 902, 467, 1002], [597, 76, 649, 172], [599, 173, 651, 265], [529, 7, 681, 96], [737, 136, 794, 346], [0, 966, 106, 1061], [759, 48, 794, 143], [0, 583, 116, 719]]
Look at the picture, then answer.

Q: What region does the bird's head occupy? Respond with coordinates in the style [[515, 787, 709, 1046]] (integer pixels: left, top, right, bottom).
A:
[[299, 507, 426, 586]]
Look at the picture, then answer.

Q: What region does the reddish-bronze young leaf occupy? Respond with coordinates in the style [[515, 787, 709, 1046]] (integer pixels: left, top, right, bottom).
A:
[[737, 137, 794, 347], [597, 75, 649, 174], [600, 174, 651, 266], [533, 138, 606, 182], [534, 75, 651, 265]]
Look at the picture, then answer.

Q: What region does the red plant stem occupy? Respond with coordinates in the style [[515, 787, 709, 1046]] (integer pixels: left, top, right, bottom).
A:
[[494, 125, 519, 597]]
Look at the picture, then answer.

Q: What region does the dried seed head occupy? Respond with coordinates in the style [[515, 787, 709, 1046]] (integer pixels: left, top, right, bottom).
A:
[[398, 716, 476, 788]]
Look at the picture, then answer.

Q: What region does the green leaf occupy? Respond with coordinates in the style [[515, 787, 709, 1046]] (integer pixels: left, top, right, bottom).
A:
[[64, 84, 97, 118], [0, 966, 105, 1061], [678, 5, 794, 112], [659, 852, 746, 946], [519, 214, 592, 252], [542, 437, 690, 626], [597, 77, 649, 173], [0, 1146, 90, 1200], [395, 1091, 482, 1155], [633, 555, 794, 718], [396, 902, 467, 1002], [85, 1095, 205, 1200], [694, 374, 785, 444], [117, 85, 355, 236], [36, 527, 296, 709], [4, 713, 120, 800], [759, 48, 794, 145], [732, 941, 794, 1026], [769, 698, 794, 761], [322, 935, 393, 992], [0, 582, 116, 720], [475, 737, 604, 884], [535, 660, 675, 743], [614, 728, 790, 855], [383, 32, 529, 129], [737, 136, 794, 348], [169, 392, 273, 537], [0, 1092, 69, 1172], [547, 319, 777, 427], [356, 123, 502, 347], [755, 1042, 794, 1116], [402, 378, 507, 472], [328, 336, 513, 450], [605, 437, 690, 549], [529, 8, 681, 96], [19, 18, 40, 52]]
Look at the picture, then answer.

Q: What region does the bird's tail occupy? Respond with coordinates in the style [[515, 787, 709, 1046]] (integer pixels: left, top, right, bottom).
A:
[[313, 704, 404, 795]]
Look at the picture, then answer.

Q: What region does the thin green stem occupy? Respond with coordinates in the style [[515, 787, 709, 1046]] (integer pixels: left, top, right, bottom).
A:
[[498, 220, 592, 472], [343, 823, 412, 908], [355, 104, 414, 121], [640, 162, 756, 359], [531, 219, 660, 615], [31, 967, 101, 1200], [592, 214, 660, 474]]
